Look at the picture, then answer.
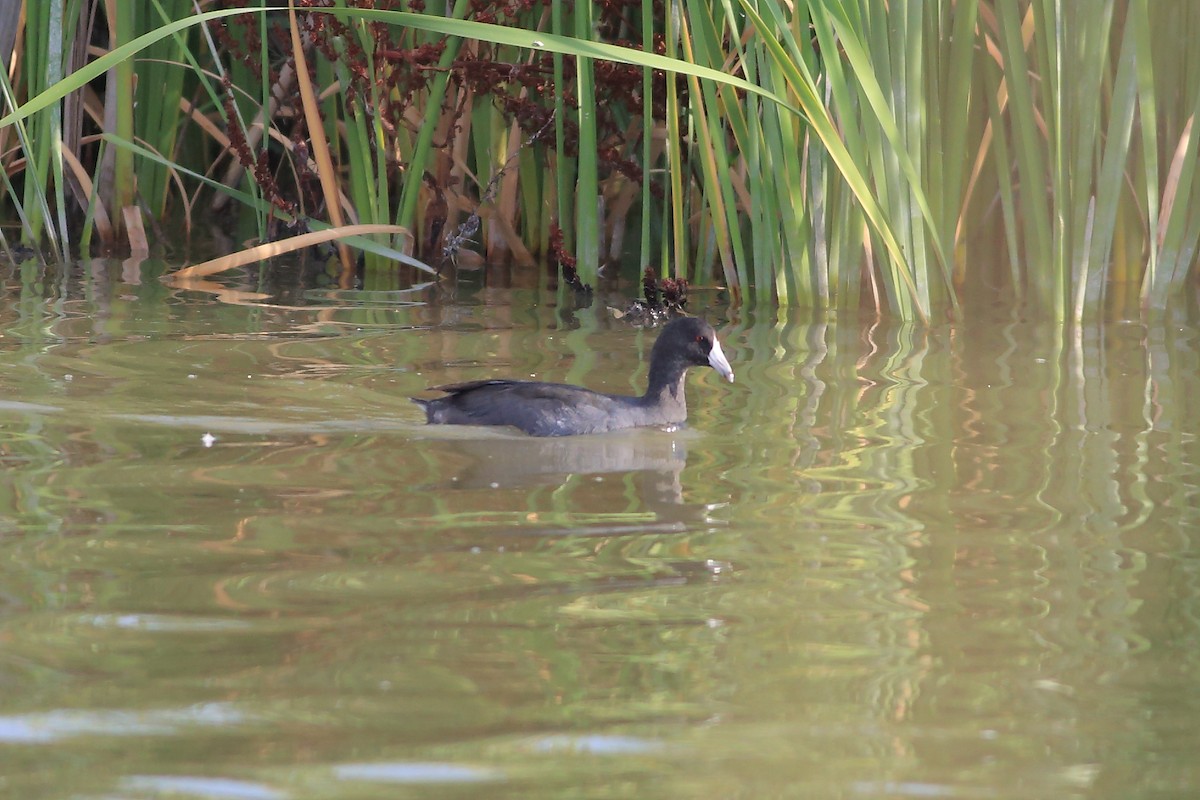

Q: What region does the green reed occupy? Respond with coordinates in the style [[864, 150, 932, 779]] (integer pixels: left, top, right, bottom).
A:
[[1, 1, 1198, 321]]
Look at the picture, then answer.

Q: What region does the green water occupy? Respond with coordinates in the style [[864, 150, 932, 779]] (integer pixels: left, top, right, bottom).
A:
[[0, 260, 1197, 799]]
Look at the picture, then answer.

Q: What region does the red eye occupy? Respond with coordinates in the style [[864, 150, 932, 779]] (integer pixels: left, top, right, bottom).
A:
[[695, 335, 704, 343]]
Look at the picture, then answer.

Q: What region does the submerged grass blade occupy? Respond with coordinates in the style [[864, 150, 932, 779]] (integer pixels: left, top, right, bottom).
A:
[[172, 223, 425, 279]]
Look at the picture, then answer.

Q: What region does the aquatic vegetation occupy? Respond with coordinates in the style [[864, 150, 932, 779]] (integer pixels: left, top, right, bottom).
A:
[[1, 1, 1198, 320]]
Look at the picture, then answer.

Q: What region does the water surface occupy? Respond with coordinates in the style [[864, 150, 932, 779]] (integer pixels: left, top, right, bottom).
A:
[[0, 259, 1197, 799]]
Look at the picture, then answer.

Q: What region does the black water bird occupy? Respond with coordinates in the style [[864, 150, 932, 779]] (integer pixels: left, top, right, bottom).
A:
[[413, 316, 735, 437]]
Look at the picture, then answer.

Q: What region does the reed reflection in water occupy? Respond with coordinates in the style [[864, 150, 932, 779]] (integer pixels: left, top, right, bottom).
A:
[[0, 263, 1196, 798]]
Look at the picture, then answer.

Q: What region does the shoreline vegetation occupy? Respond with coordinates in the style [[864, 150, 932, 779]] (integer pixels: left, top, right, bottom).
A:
[[1, 1, 1198, 321]]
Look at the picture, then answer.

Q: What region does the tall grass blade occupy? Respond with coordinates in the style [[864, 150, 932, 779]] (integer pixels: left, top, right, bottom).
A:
[[98, 0, 138, 243], [679, 1, 740, 292], [572, 0, 600, 283], [664, 0, 687, 280], [993, 2, 1052, 310], [288, 1, 353, 280], [1087, 26, 1138, 314], [1130, 0, 1159, 304]]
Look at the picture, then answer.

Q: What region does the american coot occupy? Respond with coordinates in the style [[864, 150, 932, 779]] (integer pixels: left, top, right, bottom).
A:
[[413, 316, 734, 436]]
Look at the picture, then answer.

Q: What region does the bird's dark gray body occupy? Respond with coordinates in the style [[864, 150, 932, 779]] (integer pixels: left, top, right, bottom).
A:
[[413, 317, 734, 437]]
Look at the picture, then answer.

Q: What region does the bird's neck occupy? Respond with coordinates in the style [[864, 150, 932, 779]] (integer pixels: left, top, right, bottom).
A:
[[642, 365, 688, 414]]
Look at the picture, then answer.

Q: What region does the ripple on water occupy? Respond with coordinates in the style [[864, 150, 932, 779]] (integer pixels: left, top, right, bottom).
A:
[[333, 761, 503, 784], [0, 703, 245, 743], [121, 775, 288, 800]]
